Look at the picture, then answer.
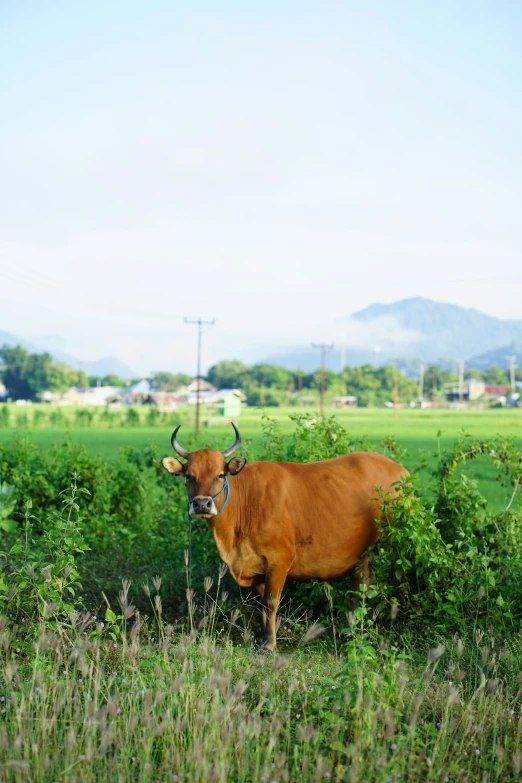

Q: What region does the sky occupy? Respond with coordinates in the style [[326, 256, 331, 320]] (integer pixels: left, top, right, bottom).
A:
[[1, 0, 522, 375]]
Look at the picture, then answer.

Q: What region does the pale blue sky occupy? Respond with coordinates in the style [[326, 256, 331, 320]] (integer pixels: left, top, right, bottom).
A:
[[1, 1, 521, 373]]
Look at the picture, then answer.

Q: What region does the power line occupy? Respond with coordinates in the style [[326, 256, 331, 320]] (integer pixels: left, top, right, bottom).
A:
[[185, 317, 215, 436], [312, 343, 333, 417]]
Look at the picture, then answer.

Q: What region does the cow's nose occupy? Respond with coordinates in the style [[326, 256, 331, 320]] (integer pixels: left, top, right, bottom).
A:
[[192, 497, 213, 513]]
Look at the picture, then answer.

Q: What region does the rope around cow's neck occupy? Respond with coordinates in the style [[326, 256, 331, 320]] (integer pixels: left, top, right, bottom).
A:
[[186, 476, 230, 594]]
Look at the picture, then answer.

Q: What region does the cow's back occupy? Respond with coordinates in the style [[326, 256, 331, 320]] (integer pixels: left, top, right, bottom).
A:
[[230, 452, 407, 581]]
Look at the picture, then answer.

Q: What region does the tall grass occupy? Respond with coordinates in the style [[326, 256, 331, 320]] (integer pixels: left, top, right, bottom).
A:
[[1, 416, 522, 780], [2, 598, 522, 782]]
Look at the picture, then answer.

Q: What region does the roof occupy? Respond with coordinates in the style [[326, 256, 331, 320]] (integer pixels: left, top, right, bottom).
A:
[[484, 384, 510, 396], [217, 388, 247, 401], [129, 379, 153, 395]]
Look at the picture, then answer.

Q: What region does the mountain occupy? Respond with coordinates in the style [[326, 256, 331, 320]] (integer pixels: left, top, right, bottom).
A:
[[0, 330, 39, 353], [262, 298, 522, 372], [467, 342, 522, 373], [80, 356, 137, 380], [351, 297, 522, 362], [0, 331, 137, 380]]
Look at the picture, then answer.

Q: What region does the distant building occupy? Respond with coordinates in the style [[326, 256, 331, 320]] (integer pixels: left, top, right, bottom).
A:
[[179, 378, 217, 395], [333, 396, 358, 408], [443, 380, 485, 402], [0, 381, 9, 400]]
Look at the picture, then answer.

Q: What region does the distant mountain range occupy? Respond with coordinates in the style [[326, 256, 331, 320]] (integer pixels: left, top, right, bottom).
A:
[[263, 298, 522, 372], [0, 330, 137, 380], [467, 341, 522, 373], [2, 297, 521, 377]]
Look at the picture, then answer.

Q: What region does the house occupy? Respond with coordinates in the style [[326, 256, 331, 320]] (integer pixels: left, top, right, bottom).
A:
[[333, 396, 358, 408], [149, 392, 184, 410], [215, 389, 246, 418], [179, 378, 217, 396], [76, 386, 121, 406], [443, 380, 486, 402], [0, 381, 9, 400], [128, 379, 154, 402]]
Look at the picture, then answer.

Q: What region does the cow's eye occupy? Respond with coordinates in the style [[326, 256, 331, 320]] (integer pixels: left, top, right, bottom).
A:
[[185, 474, 192, 481], [218, 474, 225, 480]]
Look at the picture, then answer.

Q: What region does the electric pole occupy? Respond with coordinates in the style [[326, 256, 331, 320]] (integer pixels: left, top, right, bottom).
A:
[[507, 355, 516, 393], [312, 343, 333, 417], [184, 316, 215, 436], [394, 360, 399, 419], [458, 359, 465, 404], [419, 363, 425, 405]]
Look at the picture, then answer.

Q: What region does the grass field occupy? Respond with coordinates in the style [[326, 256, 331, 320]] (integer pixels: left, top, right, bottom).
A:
[[1, 405, 522, 781], [1, 405, 520, 510]]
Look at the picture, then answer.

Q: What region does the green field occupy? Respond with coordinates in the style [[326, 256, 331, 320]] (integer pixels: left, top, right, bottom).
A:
[[2, 405, 520, 510], [2, 406, 522, 781]]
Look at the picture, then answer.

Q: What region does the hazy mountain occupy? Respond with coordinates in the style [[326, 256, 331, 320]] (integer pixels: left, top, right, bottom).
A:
[[351, 297, 522, 362], [0, 330, 38, 353], [0, 331, 137, 380], [467, 342, 522, 373], [263, 298, 522, 371]]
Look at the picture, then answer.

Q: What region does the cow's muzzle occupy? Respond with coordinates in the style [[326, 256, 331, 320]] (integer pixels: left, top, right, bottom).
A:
[[190, 496, 217, 517]]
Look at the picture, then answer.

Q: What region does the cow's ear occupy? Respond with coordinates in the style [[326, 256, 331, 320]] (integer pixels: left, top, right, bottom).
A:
[[226, 456, 247, 475], [162, 457, 184, 475]]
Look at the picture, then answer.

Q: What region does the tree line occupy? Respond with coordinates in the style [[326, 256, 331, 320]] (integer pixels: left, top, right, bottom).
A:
[[1, 344, 520, 405]]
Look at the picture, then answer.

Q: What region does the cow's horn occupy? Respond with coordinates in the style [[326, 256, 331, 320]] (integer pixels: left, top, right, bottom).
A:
[[171, 425, 190, 459], [222, 422, 242, 458]]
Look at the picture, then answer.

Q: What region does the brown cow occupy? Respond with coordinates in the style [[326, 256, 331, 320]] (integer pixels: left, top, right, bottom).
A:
[[162, 423, 408, 650]]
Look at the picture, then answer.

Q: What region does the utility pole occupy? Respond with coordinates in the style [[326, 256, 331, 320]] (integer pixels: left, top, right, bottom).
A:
[[394, 360, 399, 419], [418, 363, 425, 405], [458, 359, 465, 404], [507, 355, 516, 393], [312, 343, 333, 417], [184, 316, 215, 436]]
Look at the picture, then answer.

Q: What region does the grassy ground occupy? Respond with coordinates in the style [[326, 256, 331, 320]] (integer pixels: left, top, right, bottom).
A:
[[1, 407, 522, 780], [1, 406, 520, 510], [2, 596, 522, 782]]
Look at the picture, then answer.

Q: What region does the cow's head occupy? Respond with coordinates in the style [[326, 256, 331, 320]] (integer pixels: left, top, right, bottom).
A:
[[162, 423, 246, 517]]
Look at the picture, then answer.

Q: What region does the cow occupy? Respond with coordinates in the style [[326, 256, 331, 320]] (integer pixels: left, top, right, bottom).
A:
[[162, 423, 408, 650]]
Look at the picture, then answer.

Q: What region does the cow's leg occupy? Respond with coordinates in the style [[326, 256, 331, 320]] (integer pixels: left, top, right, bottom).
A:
[[254, 582, 267, 641], [261, 565, 289, 651]]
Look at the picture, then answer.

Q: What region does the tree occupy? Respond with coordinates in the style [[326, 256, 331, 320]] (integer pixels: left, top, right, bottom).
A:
[[0, 344, 90, 400], [149, 372, 191, 391], [482, 367, 509, 385], [249, 364, 290, 390], [206, 361, 250, 390]]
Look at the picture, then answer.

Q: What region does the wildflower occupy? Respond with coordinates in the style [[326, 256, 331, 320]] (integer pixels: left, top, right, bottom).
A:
[[331, 685, 336, 690], [475, 748, 480, 754], [79, 755, 85, 761], [511, 709, 515, 715], [203, 577, 213, 593], [391, 743, 397, 750]]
